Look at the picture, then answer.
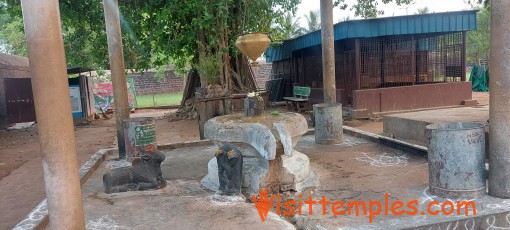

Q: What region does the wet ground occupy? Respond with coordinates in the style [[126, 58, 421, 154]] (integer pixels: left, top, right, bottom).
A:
[[0, 109, 200, 229], [73, 132, 510, 229]]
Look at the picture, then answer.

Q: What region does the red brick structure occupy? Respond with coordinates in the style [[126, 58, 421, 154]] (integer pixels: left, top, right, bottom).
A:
[[128, 68, 184, 96], [252, 60, 272, 89]]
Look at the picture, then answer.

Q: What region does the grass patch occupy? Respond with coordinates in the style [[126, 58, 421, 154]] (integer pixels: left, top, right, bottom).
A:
[[136, 93, 183, 108]]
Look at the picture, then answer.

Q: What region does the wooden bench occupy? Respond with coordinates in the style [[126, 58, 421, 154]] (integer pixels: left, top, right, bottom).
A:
[[283, 86, 311, 113]]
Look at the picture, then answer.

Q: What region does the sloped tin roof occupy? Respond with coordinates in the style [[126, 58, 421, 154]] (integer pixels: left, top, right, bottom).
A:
[[266, 10, 478, 62]]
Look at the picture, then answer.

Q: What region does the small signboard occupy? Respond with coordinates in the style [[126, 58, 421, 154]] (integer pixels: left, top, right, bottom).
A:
[[134, 124, 156, 146], [69, 85, 82, 113]]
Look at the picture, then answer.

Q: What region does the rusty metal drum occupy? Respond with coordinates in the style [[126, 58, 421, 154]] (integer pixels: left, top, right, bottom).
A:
[[426, 122, 486, 199], [123, 117, 157, 161], [313, 103, 343, 145]]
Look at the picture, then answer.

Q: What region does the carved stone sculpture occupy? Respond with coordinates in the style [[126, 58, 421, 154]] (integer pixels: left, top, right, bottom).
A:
[[203, 113, 318, 196], [103, 145, 167, 194], [215, 144, 243, 195]]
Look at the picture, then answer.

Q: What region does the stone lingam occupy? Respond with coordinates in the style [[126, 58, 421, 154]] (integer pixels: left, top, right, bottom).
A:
[[202, 110, 318, 197]]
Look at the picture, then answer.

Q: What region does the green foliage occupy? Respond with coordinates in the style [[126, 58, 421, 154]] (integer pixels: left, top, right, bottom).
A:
[[416, 7, 430, 14], [273, 13, 303, 40], [1, 0, 299, 74], [467, 6, 490, 64], [0, 11, 26, 55], [153, 66, 167, 83], [334, 0, 414, 18], [92, 69, 111, 84], [336, 16, 351, 23], [1, 0, 417, 73], [303, 10, 320, 33], [141, 0, 300, 73], [60, 0, 110, 69], [467, 0, 489, 8], [197, 53, 222, 85]]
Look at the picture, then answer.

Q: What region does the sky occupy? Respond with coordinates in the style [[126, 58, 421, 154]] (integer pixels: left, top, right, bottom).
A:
[[296, 0, 474, 26]]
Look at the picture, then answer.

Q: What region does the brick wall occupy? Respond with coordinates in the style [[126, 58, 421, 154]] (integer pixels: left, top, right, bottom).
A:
[[128, 71, 184, 96], [128, 62, 270, 95], [252, 62, 272, 89]]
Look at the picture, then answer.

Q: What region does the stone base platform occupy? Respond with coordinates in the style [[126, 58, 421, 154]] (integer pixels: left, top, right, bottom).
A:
[[383, 105, 489, 146], [202, 150, 319, 196], [21, 131, 510, 229]]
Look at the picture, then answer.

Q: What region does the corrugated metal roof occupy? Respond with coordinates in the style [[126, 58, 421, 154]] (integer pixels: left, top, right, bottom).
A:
[[266, 10, 478, 62]]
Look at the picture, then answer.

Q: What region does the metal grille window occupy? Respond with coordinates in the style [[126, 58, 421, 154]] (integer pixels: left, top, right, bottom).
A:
[[359, 32, 464, 89], [336, 50, 355, 105]]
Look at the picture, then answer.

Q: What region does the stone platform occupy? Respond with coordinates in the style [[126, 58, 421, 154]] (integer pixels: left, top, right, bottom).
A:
[[383, 105, 489, 146], [203, 112, 315, 196], [59, 131, 510, 230]]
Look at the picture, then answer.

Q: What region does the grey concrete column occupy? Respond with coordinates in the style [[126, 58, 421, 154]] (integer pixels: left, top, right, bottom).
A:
[[488, 0, 510, 198], [20, 0, 85, 229], [320, 0, 336, 103], [315, 0, 342, 145], [103, 0, 130, 158]]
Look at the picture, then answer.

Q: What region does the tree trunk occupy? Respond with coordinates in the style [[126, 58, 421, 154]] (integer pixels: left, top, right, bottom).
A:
[[198, 28, 207, 87]]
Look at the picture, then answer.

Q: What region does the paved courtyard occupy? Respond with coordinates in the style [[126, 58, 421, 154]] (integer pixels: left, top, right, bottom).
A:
[[68, 133, 510, 229]]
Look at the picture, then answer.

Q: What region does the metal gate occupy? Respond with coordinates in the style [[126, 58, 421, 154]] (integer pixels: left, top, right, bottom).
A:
[[5, 78, 36, 124]]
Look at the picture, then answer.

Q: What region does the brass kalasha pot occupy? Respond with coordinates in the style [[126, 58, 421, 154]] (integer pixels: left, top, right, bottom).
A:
[[235, 32, 271, 65]]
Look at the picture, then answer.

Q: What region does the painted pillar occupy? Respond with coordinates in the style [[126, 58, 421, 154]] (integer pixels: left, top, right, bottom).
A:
[[103, 0, 130, 158], [488, 0, 510, 198], [320, 0, 336, 103], [20, 0, 85, 229]]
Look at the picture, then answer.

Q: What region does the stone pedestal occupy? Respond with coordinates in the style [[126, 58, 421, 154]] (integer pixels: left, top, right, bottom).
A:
[[313, 103, 343, 144], [202, 113, 318, 196], [244, 97, 264, 117]]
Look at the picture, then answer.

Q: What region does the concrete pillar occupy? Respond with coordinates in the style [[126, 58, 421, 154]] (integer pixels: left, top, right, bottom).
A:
[[103, 0, 130, 158], [488, 0, 510, 198], [315, 0, 343, 145], [320, 0, 336, 103], [20, 0, 85, 229]]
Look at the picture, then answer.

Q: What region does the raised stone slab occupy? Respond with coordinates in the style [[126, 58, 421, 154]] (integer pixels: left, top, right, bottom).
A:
[[383, 105, 489, 146], [203, 150, 318, 195], [204, 112, 308, 159], [203, 112, 313, 195], [18, 131, 510, 229]]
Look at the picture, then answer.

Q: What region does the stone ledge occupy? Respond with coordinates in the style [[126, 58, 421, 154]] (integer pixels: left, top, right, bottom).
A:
[[306, 126, 427, 155], [13, 148, 117, 230], [343, 125, 427, 154], [14, 126, 425, 229], [14, 140, 213, 229], [462, 99, 478, 106]]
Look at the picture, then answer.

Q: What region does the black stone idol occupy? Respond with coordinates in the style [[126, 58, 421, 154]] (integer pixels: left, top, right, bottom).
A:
[[215, 144, 243, 195], [103, 145, 167, 194]]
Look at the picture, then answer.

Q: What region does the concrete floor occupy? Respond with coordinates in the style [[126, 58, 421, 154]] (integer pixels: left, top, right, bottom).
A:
[[383, 105, 489, 146], [79, 132, 510, 229]]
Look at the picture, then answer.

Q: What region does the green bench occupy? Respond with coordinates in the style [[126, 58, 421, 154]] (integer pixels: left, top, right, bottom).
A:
[[283, 86, 311, 112]]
